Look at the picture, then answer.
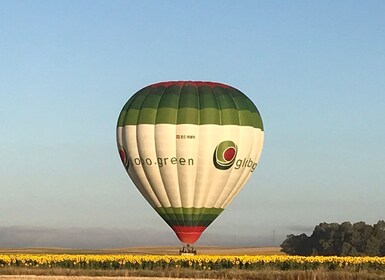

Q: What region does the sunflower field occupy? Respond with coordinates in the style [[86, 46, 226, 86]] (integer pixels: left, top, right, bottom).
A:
[[1, 254, 385, 272]]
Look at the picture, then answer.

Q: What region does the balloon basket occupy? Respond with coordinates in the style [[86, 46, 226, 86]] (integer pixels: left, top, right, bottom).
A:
[[179, 244, 197, 255]]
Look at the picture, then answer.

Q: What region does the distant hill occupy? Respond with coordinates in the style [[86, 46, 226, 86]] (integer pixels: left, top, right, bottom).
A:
[[0, 226, 282, 248], [0, 245, 282, 255]]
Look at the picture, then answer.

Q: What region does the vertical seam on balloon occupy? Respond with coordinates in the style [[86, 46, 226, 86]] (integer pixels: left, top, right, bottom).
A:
[[117, 101, 128, 153], [156, 84, 182, 229], [175, 82, 185, 227], [135, 88, 161, 204], [219, 88, 258, 208], [241, 90, 263, 130], [211, 87, 240, 209], [223, 129, 258, 208], [135, 86, 175, 226], [121, 89, 146, 139], [220, 89, 263, 207], [221, 127, 258, 209], [152, 86, 171, 219], [212, 86, 222, 126], [192, 84, 205, 224], [255, 131, 264, 164], [121, 89, 161, 207], [191, 84, 200, 223], [194, 86, 222, 227]]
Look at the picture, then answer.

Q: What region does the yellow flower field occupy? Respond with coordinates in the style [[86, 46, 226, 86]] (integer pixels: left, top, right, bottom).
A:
[[1, 254, 385, 271]]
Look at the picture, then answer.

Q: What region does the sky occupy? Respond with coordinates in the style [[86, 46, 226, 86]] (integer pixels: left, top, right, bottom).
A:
[[1, 0, 385, 247]]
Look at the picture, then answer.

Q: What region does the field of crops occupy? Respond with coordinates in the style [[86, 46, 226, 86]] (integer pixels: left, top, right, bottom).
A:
[[1, 254, 385, 271], [2, 253, 385, 279]]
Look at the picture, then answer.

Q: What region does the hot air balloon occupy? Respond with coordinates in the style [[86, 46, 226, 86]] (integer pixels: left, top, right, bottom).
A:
[[116, 81, 264, 247]]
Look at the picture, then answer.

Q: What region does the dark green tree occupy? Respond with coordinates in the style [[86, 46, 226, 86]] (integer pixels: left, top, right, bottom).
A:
[[372, 220, 385, 256], [351, 222, 374, 255], [335, 221, 352, 255], [281, 233, 312, 255], [281, 220, 385, 256], [310, 222, 340, 255]]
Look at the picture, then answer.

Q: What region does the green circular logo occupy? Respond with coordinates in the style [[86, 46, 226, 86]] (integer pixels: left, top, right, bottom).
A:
[[213, 141, 237, 170]]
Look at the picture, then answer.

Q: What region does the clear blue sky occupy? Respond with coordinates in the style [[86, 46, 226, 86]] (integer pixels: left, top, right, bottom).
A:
[[1, 0, 384, 245]]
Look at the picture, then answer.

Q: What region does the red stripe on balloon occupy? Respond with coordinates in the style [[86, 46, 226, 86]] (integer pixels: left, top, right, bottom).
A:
[[172, 225, 207, 244]]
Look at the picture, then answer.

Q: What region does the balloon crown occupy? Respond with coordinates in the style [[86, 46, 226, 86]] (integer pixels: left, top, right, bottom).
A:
[[150, 81, 231, 89]]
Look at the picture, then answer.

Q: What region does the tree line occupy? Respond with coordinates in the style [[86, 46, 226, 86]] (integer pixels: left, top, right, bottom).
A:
[[281, 220, 385, 256]]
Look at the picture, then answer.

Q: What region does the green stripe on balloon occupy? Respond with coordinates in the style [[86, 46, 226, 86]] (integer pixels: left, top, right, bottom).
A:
[[117, 82, 263, 130], [155, 207, 224, 227], [118, 108, 262, 128], [125, 83, 255, 110], [156, 207, 224, 215]]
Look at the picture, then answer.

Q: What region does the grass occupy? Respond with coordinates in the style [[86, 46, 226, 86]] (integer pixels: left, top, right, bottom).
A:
[[2, 267, 385, 280]]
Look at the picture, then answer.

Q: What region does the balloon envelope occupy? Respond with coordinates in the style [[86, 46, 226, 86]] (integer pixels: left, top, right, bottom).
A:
[[116, 81, 264, 244]]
